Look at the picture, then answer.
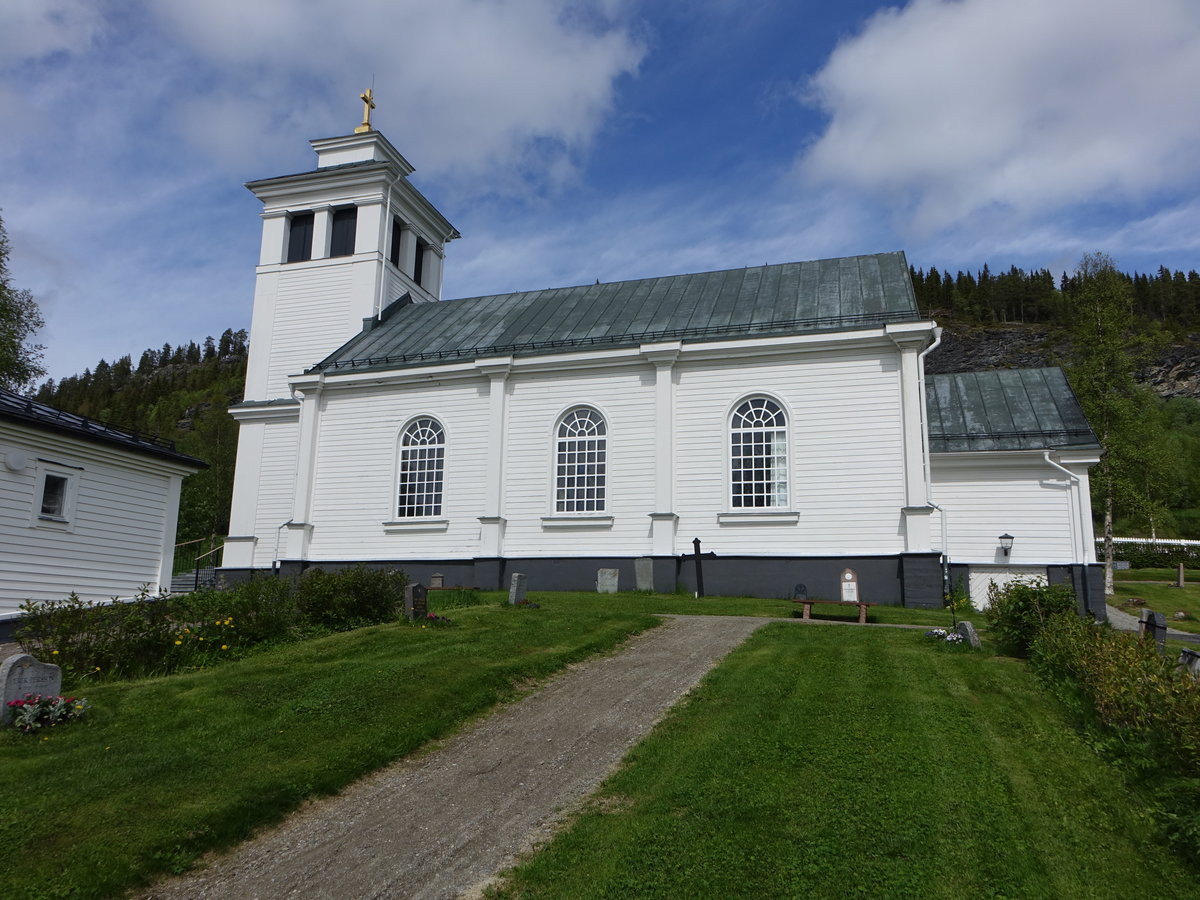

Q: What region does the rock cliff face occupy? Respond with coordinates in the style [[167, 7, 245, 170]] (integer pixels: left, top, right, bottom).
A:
[[925, 324, 1200, 400]]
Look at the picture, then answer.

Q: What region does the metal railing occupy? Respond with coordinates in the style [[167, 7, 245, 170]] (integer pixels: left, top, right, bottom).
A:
[[172, 535, 224, 591]]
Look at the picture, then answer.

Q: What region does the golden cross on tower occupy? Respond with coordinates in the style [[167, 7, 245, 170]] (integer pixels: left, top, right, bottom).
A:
[[355, 88, 376, 134]]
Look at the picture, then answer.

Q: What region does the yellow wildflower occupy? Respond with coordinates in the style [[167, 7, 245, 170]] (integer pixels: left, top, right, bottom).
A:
[[51, 650, 59, 655], [221, 645, 228, 650], [174, 640, 182, 645]]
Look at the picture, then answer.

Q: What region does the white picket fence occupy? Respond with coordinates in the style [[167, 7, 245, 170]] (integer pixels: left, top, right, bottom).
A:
[[1099, 537, 1200, 547]]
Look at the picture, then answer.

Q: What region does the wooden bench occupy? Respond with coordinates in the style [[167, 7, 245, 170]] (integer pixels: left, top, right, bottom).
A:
[[792, 597, 874, 624]]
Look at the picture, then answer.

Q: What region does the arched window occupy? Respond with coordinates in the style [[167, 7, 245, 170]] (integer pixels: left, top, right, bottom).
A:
[[556, 407, 607, 513], [730, 398, 788, 508], [398, 417, 445, 517]]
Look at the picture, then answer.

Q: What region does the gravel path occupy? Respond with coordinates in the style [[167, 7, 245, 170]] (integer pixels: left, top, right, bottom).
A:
[[142, 614, 770, 900], [1105, 604, 1200, 643]]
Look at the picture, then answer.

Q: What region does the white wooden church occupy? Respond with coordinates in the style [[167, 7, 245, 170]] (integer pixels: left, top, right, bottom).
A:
[[222, 120, 1103, 612]]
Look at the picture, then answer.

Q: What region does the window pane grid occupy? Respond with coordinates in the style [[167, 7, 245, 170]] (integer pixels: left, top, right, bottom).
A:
[[731, 399, 788, 508], [398, 418, 444, 517], [556, 408, 607, 512]]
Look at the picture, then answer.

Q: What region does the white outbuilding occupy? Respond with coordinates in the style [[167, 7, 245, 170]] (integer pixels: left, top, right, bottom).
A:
[[0, 389, 206, 619], [222, 125, 1103, 613]]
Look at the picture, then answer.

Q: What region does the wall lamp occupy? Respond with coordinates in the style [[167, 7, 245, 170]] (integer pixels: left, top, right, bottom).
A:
[[999, 533, 1014, 557]]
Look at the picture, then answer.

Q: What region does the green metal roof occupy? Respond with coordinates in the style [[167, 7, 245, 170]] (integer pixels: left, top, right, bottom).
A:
[[312, 251, 922, 374], [927, 368, 1099, 453]]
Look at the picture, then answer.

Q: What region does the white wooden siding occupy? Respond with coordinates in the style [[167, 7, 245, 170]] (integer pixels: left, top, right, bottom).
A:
[[267, 266, 357, 398], [0, 422, 186, 609], [307, 382, 490, 559], [503, 366, 657, 556], [931, 457, 1076, 564], [250, 420, 301, 567], [674, 348, 907, 556]]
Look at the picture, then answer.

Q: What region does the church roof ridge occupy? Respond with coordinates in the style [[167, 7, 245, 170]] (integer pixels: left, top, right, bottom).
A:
[[312, 251, 925, 374]]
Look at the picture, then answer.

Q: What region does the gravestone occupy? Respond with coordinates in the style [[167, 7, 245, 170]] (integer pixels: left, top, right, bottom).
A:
[[634, 558, 654, 592], [1112, 560, 1130, 570], [2, 654, 62, 725], [1178, 648, 1200, 678], [597, 568, 619, 594], [840, 569, 859, 604], [955, 620, 982, 649], [508, 572, 527, 605], [1138, 608, 1167, 653], [430, 573, 444, 589], [1177, 563, 1186, 588], [404, 583, 428, 620]]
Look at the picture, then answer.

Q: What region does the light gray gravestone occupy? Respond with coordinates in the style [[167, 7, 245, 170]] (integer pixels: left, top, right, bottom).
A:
[[955, 620, 982, 649], [840, 568, 859, 604], [2, 654, 63, 725], [1138, 608, 1167, 653], [430, 573, 444, 589], [1178, 648, 1200, 678], [404, 583, 428, 620], [635, 558, 654, 592], [508, 572, 528, 605], [597, 568, 620, 594]]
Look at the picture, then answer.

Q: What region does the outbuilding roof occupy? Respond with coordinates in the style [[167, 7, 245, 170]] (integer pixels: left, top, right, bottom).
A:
[[926, 368, 1099, 453], [312, 251, 922, 374], [0, 389, 207, 469]]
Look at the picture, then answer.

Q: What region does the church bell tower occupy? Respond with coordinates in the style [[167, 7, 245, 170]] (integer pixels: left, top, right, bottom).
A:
[[223, 93, 459, 572], [240, 90, 460, 403]]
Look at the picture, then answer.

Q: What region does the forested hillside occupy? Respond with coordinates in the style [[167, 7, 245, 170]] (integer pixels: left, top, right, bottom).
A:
[[33, 330, 248, 546], [28, 262, 1200, 549]]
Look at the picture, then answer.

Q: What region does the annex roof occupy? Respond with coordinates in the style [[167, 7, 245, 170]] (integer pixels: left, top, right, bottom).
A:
[[0, 389, 208, 469], [926, 368, 1099, 453], [312, 251, 923, 374]]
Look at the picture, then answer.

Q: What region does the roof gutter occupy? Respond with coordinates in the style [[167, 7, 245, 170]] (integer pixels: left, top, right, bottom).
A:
[[917, 326, 944, 500]]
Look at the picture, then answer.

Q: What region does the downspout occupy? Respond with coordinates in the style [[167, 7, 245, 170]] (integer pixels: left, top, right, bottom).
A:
[[1043, 450, 1093, 617], [273, 519, 293, 576], [918, 327, 946, 595], [376, 181, 394, 320]]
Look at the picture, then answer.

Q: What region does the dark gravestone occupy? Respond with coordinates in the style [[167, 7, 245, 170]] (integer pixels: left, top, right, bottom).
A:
[[404, 583, 428, 620], [955, 620, 982, 649], [508, 572, 527, 605], [1138, 608, 1167, 653], [2, 654, 63, 725]]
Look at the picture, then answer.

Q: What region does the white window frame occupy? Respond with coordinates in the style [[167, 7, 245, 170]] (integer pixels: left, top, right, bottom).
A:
[[395, 416, 446, 519], [30, 460, 81, 532], [553, 406, 608, 515], [728, 395, 790, 511]]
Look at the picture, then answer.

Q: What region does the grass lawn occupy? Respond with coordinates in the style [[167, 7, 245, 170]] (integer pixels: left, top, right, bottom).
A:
[[0, 599, 659, 899], [1109, 574, 1200, 633], [489, 624, 1195, 899], [481, 591, 959, 629]]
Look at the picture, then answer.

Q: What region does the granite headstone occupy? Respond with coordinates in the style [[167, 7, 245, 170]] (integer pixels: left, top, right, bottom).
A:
[[955, 620, 982, 649], [597, 568, 619, 594], [634, 558, 654, 592], [2, 654, 63, 725], [508, 572, 528, 605]]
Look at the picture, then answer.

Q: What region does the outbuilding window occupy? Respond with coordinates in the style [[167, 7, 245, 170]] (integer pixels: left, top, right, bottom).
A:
[[555, 407, 606, 513], [397, 418, 445, 517], [730, 397, 788, 508]]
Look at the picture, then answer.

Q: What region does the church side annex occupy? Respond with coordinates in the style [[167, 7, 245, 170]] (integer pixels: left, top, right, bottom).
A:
[[222, 117, 1103, 612]]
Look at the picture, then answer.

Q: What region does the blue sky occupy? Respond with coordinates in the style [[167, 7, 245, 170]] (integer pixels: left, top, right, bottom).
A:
[[3, 0, 1199, 383]]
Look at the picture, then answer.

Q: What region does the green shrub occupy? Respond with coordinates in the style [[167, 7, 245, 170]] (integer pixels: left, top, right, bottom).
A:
[[982, 580, 1077, 656], [295, 565, 407, 629], [1030, 616, 1200, 861], [15, 567, 408, 684], [1106, 541, 1200, 569]]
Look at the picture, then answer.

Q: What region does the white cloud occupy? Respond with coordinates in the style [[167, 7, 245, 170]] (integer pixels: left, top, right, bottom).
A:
[[800, 0, 1200, 234], [152, 0, 645, 192]]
